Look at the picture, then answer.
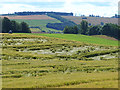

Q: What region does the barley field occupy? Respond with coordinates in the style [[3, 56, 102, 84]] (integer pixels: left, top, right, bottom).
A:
[[1, 33, 119, 88]]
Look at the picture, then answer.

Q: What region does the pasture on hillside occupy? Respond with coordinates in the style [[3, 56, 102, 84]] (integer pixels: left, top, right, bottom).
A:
[[1, 33, 119, 88], [12, 19, 62, 32]]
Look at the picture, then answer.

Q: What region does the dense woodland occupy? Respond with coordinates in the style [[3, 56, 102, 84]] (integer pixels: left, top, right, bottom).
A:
[[46, 14, 76, 30], [63, 20, 120, 40], [2, 17, 31, 33], [2, 11, 73, 16]]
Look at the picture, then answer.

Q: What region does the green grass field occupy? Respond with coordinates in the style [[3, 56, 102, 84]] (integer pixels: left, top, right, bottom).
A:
[[23, 33, 118, 46], [11, 19, 62, 32], [1, 33, 119, 88]]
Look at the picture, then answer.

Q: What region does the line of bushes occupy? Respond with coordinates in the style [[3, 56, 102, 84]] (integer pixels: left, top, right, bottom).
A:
[[63, 20, 120, 40]]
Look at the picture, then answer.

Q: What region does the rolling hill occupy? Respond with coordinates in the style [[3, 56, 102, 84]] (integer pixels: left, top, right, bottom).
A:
[[11, 19, 62, 32], [1, 15, 118, 33]]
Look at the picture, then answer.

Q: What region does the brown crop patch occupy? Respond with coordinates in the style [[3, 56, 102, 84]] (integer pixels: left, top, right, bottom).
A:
[[0, 15, 55, 20], [62, 16, 118, 25]]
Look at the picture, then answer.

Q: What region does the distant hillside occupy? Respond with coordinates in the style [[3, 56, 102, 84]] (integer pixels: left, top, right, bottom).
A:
[[0, 15, 62, 33], [62, 16, 118, 25], [1, 15, 118, 33]]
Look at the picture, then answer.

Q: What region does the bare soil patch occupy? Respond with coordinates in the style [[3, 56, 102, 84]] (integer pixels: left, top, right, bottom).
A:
[[62, 16, 118, 25], [92, 35, 118, 41], [0, 15, 55, 20]]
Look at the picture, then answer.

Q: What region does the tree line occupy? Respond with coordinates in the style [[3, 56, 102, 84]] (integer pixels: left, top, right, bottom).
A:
[[2, 17, 31, 33], [14, 11, 73, 16], [63, 20, 120, 40]]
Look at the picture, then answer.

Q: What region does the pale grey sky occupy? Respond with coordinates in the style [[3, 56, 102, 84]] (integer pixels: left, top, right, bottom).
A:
[[0, 0, 119, 17]]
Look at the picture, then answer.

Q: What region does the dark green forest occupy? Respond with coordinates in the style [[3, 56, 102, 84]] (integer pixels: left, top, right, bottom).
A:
[[3, 11, 73, 16], [2, 17, 31, 33]]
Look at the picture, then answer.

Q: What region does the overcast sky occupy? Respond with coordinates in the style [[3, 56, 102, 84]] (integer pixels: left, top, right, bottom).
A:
[[0, 0, 119, 17]]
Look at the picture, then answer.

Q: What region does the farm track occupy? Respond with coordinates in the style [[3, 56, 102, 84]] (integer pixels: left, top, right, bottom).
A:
[[92, 35, 118, 41]]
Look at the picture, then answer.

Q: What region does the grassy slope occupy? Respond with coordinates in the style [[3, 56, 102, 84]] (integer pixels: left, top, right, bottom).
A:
[[11, 19, 62, 32], [23, 33, 118, 46]]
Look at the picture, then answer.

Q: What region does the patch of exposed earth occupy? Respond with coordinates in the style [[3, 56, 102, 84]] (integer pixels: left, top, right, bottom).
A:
[[2, 38, 48, 46], [89, 53, 118, 60], [21, 45, 111, 56], [92, 35, 118, 41]]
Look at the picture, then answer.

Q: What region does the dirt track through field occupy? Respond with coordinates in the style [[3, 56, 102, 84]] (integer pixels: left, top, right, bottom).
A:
[[92, 35, 118, 41], [0, 15, 55, 20]]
